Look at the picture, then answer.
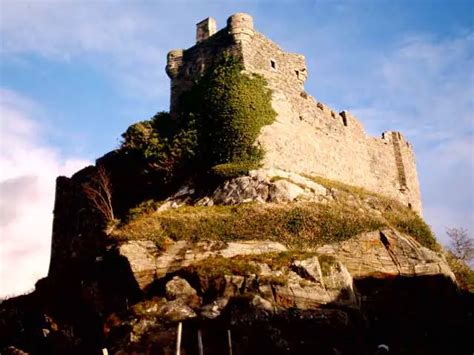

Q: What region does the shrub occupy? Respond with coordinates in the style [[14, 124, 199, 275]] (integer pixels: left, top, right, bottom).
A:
[[445, 252, 474, 292], [121, 111, 199, 183], [120, 55, 275, 190]]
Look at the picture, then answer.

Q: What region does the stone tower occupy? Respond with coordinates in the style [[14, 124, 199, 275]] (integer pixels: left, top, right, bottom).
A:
[[166, 13, 422, 214]]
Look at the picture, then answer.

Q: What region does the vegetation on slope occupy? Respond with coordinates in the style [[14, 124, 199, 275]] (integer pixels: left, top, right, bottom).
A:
[[112, 176, 437, 252], [121, 111, 199, 183]]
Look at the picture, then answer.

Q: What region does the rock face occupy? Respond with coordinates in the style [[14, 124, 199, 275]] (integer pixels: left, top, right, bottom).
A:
[[167, 168, 331, 207], [117, 228, 453, 308], [118, 239, 288, 290], [112, 228, 457, 325], [316, 229, 455, 280], [2, 221, 472, 355], [100, 228, 471, 354], [118, 226, 453, 295], [111, 228, 460, 325]]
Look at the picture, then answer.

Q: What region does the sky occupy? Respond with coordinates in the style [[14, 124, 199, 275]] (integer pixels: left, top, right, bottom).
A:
[[0, 0, 473, 297]]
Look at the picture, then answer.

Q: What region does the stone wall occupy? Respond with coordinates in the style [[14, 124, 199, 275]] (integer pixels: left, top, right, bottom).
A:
[[166, 28, 240, 116], [48, 166, 107, 277], [166, 13, 422, 214]]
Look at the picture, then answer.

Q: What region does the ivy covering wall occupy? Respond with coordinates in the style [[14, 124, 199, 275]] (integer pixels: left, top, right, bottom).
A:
[[120, 55, 276, 183]]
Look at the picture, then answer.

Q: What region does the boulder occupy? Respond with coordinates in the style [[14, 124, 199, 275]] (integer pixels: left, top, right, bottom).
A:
[[200, 298, 229, 319], [118, 240, 157, 290], [3, 347, 29, 355], [160, 300, 196, 322], [268, 179, 306, 202], [165, 276, 197, 301], [202, 169, 329, 206]]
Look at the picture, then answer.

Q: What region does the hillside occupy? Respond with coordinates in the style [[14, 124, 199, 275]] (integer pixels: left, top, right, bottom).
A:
[[1, 165, 473, 354], [1, 12, 473, 355]]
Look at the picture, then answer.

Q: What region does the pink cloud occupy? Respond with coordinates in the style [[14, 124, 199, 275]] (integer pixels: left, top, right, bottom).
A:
[[0, 89, 90, 298]]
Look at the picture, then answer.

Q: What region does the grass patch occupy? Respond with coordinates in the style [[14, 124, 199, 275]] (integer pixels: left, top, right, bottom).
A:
[[445, 253, 474, 293], [186, 255, 260, 279], [239, 251, 318, 270], [113, 201, 385, 250], [384, 208, 438, 251], [304, 174, 438, 251], [303, 174, 376, 198], [127, 199, 163, 222], [113, 176, 438, 251]]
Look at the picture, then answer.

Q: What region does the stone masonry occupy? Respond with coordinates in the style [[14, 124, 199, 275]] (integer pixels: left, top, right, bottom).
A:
[[166, 13, 422, 214]]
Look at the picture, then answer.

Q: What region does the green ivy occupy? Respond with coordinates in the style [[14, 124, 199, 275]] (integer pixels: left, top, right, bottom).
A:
[[120, 55, 275, 186], [185, 55, 276, 166]]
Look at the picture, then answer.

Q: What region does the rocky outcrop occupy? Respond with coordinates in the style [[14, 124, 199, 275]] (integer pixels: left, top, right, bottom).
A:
[[115, 228, 456, 324], [316, 229, 455, 280], [118, 228, 453, 294], [211, 169, 329, 204], [155, 169, 332, 209], [102, 226, 471, 354], [118, 239, 287, 290]]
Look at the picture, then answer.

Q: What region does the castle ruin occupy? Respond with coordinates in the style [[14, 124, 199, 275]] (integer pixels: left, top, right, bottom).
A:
[[166, 13, 422, 214]]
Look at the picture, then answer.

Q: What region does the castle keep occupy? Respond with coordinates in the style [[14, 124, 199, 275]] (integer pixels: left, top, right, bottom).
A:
[[166, 13, 422, 214]]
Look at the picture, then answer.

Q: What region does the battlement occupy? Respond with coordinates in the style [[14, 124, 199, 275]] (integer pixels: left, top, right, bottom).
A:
[[196, 17, 217, 43], [166, 13, 422, 214]]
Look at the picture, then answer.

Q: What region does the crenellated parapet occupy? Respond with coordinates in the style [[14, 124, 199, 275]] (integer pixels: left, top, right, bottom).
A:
[[227, 13, 255, 44], [196, 17, 217, 43], [165, 49, 184, 79]]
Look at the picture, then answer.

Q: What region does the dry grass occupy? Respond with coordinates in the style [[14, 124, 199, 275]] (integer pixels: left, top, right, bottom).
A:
[[112, 176, 438, 251], [112, 202, 385, 250], [185, 255, 261, 280]]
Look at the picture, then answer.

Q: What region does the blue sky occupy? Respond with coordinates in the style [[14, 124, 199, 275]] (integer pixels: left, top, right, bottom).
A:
[[1, 0, 473, 296]]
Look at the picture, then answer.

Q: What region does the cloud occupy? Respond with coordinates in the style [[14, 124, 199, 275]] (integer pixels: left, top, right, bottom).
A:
[[0, 1, 241, 101], [346, 33, 474, 244], [0, 88, 89, 298], [1, 1, 174, 100]]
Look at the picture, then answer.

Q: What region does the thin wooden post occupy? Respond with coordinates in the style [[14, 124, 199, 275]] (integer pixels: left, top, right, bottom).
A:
[[197, 329, 204, 355], [227, 329, 233, 355], [176, 322, 182, 355]]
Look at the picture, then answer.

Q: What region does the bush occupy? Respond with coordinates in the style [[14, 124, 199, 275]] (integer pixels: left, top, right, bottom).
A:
[[121, 112, 198, 183], [446, 252, 474, 292], [120, 55, 275, 189]]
